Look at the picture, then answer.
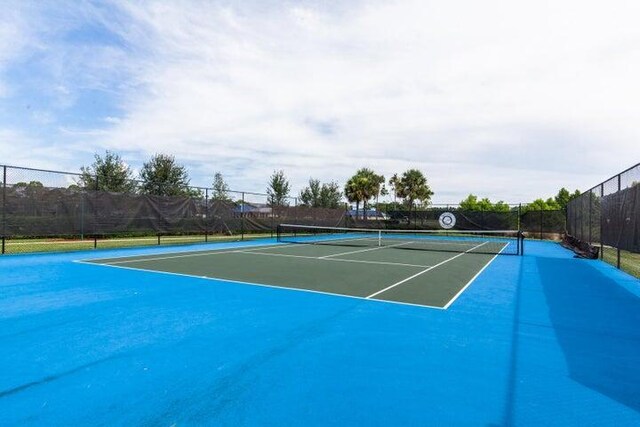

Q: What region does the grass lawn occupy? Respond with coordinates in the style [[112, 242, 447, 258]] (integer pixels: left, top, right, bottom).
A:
[[3, 233, 274, 254], [602, 246, 640, 279]]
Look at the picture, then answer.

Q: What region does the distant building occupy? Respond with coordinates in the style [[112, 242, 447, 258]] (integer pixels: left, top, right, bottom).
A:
[[347, 209, 389, 220], [232, 203, 273, 218]]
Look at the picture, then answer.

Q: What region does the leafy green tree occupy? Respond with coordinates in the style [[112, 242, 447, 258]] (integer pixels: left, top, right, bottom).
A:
[[140, 154, 194, 197], [319, 181, 342, 209], [266, 170, 291, 207], [477, 197, 494, 211], [459, 194, 511, 211], [459, 194, 479, 210], [13, 181, 44, 196], [525, 198, 561, 211], [300, 179, 343, 208], [14, 181, 44, 189], [492, 201, 511, 212], [554, 187, 581, 212], [300, 178, 342, 209], [211, 172, 231, 201], [396, 169, 433, 210], [299, 179, 322, 207], [79, 151, 137, 192]]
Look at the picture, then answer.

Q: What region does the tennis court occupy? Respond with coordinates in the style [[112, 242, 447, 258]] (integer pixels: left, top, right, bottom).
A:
[[2, 227, 639, 425], [83, 226, 523, 309]]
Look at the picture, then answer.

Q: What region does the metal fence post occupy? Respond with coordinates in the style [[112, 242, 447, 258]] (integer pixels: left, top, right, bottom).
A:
[[270, 201, 274, 238], [538, 209, 542, 240], [617, 173, 621, 268], [1, 165, 6, 254], [93, 173, 99, 248], [589, 190, 593, 244], [241, 192, 245, 241], [205, 188, 209, 243], [599, 184, 603, 260], [571, 198, 578, 237]]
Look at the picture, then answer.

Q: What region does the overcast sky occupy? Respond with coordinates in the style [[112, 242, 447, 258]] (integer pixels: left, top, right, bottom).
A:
[[0, 0, 638, 203]]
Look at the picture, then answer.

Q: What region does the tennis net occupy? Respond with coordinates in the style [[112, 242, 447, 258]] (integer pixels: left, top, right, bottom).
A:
[[276, 224, 524, 256]]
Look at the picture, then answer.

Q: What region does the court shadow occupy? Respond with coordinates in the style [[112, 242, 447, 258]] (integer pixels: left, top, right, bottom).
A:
[[536, 257, 640, 411]]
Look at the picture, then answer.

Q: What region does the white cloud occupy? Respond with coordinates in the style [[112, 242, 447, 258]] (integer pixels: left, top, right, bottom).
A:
[[1, 0, 640, 202]]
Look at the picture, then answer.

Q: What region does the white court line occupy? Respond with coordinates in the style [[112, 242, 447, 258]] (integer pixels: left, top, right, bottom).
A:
[[78, 237, 505, 310], [86, 241, 318, 265], [442, 243, 508, 309], [88, 246, 280, 264], [77, 243, 282, 264], [75, 259, 446, 310], [318, 241, 416, 259], [236, 250, 432, 268], [83, 237, 376, 265], [366, 241, 491, 299]]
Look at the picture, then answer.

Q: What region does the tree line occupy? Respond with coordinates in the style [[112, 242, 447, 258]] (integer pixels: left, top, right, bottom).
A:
[[457, 187, 582, 212], [8, 150, 581, 212], [68, 151, 436, 211]]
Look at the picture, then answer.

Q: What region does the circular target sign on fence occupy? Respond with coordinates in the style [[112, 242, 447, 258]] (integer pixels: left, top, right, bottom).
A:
[[438, 212, 456, 229]]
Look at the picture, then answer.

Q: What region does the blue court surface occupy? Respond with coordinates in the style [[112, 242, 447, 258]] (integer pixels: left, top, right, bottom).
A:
[[1, 239, 639, 425]]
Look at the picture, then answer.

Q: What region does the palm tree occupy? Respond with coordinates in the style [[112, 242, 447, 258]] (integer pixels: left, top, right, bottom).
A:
[[388, 174, 401, 203], [345, 168, 385, 219], [397, 169, 433, 210], [344, 177, 364, 219]]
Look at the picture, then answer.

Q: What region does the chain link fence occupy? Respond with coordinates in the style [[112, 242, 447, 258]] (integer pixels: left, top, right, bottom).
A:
[[567, 163, 640, 277], [356, 203, 564, 239], [0, 165, 348, 254], [1, 164, 572, 255]]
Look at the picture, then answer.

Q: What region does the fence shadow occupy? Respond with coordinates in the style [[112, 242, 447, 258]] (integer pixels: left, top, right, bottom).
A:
[[536, 256, 640, 411]]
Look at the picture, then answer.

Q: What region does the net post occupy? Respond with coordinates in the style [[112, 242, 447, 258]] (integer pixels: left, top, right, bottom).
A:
[[241, 192, 245, 241], [1, 165, 6, 255], [205, 188, 209, 243], [378, 230, 382, 247]]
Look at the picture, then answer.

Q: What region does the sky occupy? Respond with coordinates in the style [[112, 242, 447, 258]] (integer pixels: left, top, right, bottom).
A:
[[0, 0, 639, 204]]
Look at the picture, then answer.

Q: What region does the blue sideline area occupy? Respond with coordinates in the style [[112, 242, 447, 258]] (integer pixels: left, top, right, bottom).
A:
[[1, 239, 639, 425]]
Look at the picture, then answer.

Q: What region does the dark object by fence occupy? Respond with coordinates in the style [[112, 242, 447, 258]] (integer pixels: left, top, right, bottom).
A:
[[561, 233, 600, 259]]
